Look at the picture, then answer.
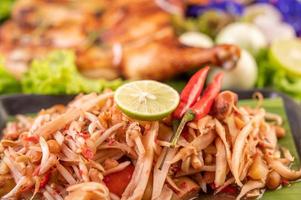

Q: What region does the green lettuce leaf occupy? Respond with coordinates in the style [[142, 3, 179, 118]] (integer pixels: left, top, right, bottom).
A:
[[0, 57, 21, 94], [256, 48, 276, 88], [0, 0, 15, 22], [273, 71, 301, 100], [21, 50, 122, 94], [256, 48, 301, 102]]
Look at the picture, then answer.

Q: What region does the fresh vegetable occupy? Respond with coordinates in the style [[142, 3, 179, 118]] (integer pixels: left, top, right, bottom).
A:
[[173, 66, 209, 119], [171, 71, 223, 147], [256, 48, 275, 88], [171, 110, 195, 147], [180, 1, 300, 101], [256, 0, 301, 36], [179, 32, 214, 48], [114, 80, 180, 120], [0, 57, 21, 94], [265, 38, 301, 100], [0, 0, 15, 22], [39, 172, 51, 189], [256, 47, 301, 101], [24, 135, 40, 144], [269, 39, 301, 76], [191, 72, 223, 120], [256, 20, 295, 43], [243, 3, 282, 24], [103, 164, 134, 197], [272, 71, 301, 100], [243, 4, 296, 43], [21, 50, 122, 94], [216, 22, 268, 55], [208, 49, 258, 90]]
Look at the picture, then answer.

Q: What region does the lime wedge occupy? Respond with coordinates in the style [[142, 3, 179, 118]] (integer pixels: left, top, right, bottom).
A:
[[114, 80, 180, 120], [269, 39, 301, 76]]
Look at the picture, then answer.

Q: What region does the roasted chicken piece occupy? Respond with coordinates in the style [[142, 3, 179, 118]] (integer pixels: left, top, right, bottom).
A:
[[0, 0, 240, 80]]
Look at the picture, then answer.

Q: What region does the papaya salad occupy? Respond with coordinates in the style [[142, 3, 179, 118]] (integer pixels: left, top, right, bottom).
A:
[[0, 67, 300, 200]]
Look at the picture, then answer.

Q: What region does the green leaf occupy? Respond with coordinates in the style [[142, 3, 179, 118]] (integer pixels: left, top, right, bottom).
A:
[[0, 0, 15, 22], [21, 50, 123, 94], [0, 57, 21, 94], [200, 98, 300, 199], [240, 98, 300, 199]]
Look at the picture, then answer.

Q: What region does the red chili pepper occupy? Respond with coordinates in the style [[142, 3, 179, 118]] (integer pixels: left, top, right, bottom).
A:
[[104, 164, 134, 197], [24, 135, 39, 144], [191, 72, 224, 120], [39, 171, 51, 189], [79, 131, 90, 139], [33, 166, 50, 189], [173, 66, 210, 119], [169, 71, 223, 155], [21, 185, 33, 193]]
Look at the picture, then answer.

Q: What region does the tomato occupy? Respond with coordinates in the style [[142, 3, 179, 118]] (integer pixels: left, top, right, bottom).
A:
[[78, 131, 90, 139], [24, 135, 39, 143], [221, 185, 238, 195], [103, 164, 134, 197], [82, 147, 94, 160]]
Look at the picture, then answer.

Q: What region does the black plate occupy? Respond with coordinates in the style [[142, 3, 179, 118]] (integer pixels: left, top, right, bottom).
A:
[[0, 90, 300, 156]]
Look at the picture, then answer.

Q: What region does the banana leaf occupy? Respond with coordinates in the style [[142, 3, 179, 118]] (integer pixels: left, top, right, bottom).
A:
[[240, 98, 301, 200], [200, 98, 301, 200]]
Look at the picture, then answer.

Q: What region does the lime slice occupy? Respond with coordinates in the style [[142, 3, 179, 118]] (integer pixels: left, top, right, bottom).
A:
[[114, 80, 180, 120], [269, 39, 301, 76]]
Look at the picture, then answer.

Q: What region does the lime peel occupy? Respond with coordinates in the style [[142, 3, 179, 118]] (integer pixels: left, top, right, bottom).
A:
[[114, 80, 180, 121], [269, 39, 301, 76]]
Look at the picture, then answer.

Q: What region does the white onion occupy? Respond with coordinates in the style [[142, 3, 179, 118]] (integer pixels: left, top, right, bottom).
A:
[[216, 22, 268, 55], [243, 4, 296, 43], [254, 17, 296, 43], [57, 163, 77, 185], [208, 49, 258, 90], [243, 3, 282, 24], [179, 32, 214, 48]]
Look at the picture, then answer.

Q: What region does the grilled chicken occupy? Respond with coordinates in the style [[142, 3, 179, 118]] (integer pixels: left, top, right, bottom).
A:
[[0, 0, 240, 80]]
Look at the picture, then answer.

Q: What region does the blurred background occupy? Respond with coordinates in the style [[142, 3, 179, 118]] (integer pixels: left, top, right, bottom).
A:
[[0, 0, 300, 101]]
